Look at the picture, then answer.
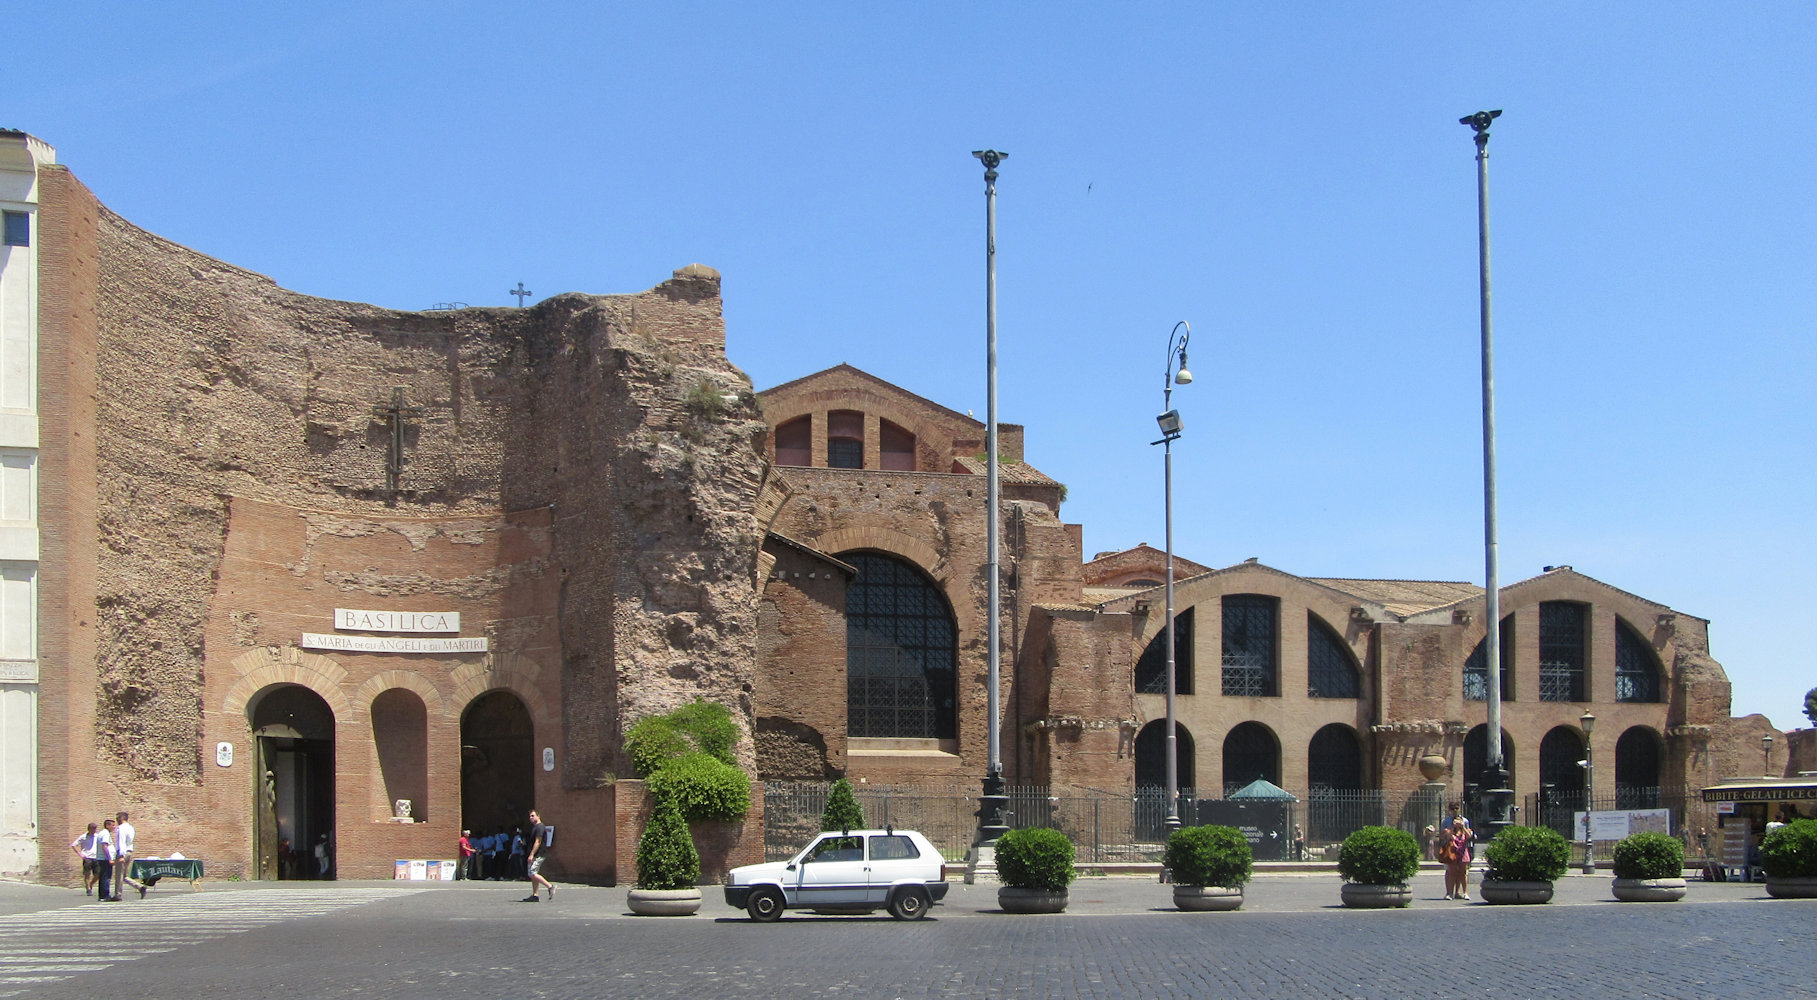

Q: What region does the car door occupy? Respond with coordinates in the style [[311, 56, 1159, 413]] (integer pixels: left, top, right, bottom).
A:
[[863, 834, 924, 903], [792, 834, 869, 905]]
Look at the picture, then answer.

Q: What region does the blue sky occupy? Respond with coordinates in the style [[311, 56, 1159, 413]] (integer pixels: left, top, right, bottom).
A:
[[16, 3, 1814, 729]]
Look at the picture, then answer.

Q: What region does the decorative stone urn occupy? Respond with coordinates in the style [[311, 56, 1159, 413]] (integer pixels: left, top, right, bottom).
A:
[[998, 887, 1069, 914], [1339, 883, 1412, 909], [1765, 876, 1817, 899], [1478, 880, 1553, 905], [627, 887, 703, 916], [1173, 886, 1243, 911], [1611, 877, 1688, 902], [1417, 755, 1449, 782]]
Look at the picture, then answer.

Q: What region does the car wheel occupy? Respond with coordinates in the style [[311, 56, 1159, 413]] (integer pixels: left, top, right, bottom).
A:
[[888, 885, 930, 921], [746, 886, 785, 922]]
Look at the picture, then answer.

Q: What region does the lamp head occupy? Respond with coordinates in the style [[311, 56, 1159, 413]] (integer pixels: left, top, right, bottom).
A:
[[1580, 711, 1596, 735], [1156, 409, 1183, 438], [1173, 366, 1192, 386]]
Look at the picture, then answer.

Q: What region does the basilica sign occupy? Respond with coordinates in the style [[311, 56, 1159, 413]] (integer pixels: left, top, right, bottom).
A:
[[333, 608, 460, 633], [297, 606, 486, 652]]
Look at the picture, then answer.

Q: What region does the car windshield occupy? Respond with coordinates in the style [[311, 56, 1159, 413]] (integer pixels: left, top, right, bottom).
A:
[[803, 835, 864, 863]]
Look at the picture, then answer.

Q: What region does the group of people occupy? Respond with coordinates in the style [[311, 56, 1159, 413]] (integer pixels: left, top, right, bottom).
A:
[[69, 811, 145, 902], [458, 823, 531, 881]]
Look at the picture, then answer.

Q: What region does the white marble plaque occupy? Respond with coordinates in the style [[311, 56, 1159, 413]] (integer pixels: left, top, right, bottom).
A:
[[301, 633, 487, 653], [334, 608, 461, 633]]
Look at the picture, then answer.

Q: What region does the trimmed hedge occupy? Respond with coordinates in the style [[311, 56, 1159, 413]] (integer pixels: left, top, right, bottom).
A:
[[996, 827, 1077, 893], [644, 752, 751, 823], [1483, 826, 1571, 883], [1164, 825, 1253, 889], [820, 778, 865, 832], [625, 700, 739, 777], [634, 794, 700, 890], [1338, 826, 1421, 885], [1612, 832, 1684, 880], [1760, 818, 1817, 879]]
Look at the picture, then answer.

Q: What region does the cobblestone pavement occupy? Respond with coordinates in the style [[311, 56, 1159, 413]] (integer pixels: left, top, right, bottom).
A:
[[2, 873, 1808, 999]]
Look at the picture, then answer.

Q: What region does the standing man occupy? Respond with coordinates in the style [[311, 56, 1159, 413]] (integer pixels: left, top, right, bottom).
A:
[[457, 830, 474, 880], [95, 818, 119, 901], [114, 812, 146, 899], [71, 822, 102, 896], [523, 809, 554, 902]]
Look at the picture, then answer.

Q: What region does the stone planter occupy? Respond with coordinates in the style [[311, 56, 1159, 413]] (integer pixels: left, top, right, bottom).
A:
[[1339, 883, 1412, 909], [1612, 876, 1687, 902], [1765, 876, 1817, 899], [1478, 879, 1553, 905], [1173, 886, 1244, 911], [998, 886, 1069, 913], [627, 887, 702, 916]]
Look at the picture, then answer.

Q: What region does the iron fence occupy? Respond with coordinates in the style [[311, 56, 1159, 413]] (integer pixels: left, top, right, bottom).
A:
[[762, 782, 1403, 863], [1520, 786, 1714, 861]]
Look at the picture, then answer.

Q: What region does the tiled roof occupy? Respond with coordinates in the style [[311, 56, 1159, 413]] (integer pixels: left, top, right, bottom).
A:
[[1306, 578, 1484, 617]]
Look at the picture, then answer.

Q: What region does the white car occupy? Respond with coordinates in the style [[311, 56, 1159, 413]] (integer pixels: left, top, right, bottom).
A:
[[724, 828, 949, 921]]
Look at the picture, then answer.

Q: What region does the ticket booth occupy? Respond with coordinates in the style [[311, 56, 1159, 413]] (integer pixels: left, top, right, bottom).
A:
[[1699, 778, 1817, 881]]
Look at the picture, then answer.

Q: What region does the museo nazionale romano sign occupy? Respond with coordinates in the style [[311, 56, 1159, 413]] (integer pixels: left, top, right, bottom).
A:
[[296, 607, 488, 653]]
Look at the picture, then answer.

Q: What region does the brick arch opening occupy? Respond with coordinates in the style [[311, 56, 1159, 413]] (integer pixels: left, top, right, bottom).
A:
[[372, 688, 429, 823], [460, 689, 536, 836], [247, 683, 336, 880]]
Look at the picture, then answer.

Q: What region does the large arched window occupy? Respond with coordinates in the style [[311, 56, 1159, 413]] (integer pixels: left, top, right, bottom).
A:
[[774, 416, 811, 467], [1539, 602, 1588, 702], [1221, 595, 1278, 697], [844, 552, 957, 739], [1538, 725, 1586, 836], [827, 410, 864, 468], [1615, 619, 1664, 703], [1463, 615, 1514, 702], [1134, 720, 1196, 790], [1307, 615, 1360, 699], [1135, 608, 1193, 695], [1615, 727, 1663, 808], [1308, 724, 1363, 792], [1222, 722, 1280, 794]]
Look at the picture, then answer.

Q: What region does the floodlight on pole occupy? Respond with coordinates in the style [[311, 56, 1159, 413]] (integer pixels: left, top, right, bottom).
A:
[[1152, 320, 1192, 833]]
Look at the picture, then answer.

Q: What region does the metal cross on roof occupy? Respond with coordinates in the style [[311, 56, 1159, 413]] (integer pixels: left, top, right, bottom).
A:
[[509, 282, 533, 307]]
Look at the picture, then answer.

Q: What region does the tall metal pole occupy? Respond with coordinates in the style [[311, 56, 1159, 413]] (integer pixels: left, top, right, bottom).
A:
[[973, 149, 1009, 847], [1157, 321, 1191, 834], [1462, 109, 1512, 839], [1580, 711, 1596, 873]]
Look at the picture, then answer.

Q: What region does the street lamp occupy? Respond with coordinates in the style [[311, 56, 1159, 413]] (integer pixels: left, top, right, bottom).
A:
[[1580, 710, 1596, 874], [971, 148, 1011, 855], [1763, 733, 1775, 777], [1153, 320, 1192, 833]]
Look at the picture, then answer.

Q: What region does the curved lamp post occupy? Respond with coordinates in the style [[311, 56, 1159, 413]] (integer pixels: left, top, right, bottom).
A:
[[1153, 321, 1192, 833]]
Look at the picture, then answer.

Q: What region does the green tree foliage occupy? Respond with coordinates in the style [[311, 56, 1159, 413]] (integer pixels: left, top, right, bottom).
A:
[[1337, 826, 1421, 885], [625, 700, 739, 777], [1804, 686, 1817, 728], [1760, 818, 1817, 879], [820, 778, 865, 832], [995, 827, 1077, 892], [645, 752, 751, 823], [1483, 826, 1571, 883], [634, 794, 700, 890], [1163, 825, 1253, 888]]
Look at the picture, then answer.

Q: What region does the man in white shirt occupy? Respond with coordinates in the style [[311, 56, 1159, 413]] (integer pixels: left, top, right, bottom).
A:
[[95, 819, 119, 901], [70, 822, 102, 896], [114, 812, 146, 899]]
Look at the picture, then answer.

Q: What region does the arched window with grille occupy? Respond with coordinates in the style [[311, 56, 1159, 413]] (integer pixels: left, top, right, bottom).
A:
[[1615, 619, 1663, 703], [1307, 614, 1360, 699], [843, 551, 957, 739], [826, 410, 864, 468], [1307, 724, 1363, 792], [1615, 727, 1663, 808], [1135, 720, 1196, 790], [1537, 725, 1587, 836], [1221, 595, 1278, 697], [1222, 722, 1280, 795], [1135, 608, 1193, 695], [1463, 615, 1514, 702], [1539, 601, 1588, 702]]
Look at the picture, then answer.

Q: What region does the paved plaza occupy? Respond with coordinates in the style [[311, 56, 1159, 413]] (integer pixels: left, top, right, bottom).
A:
[[0, 872, 1806, 999]]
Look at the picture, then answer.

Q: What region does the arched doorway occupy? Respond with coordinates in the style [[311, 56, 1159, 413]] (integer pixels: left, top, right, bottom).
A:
[[1134, 720, 1196, 791], [1307, 724, 1365, 846], [461, 691, 535, 837], [249, 684, 336, 880], [1222, 722, 1280, 795], [1615, 727, 1663, 808], [1538, 725, 1587, 836]]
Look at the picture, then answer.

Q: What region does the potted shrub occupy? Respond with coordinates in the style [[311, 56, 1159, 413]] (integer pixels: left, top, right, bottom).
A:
[[995, 827, 1076, 913], [628, 795, 702, 915], [821, 778, 865, 832], [1611, 831, 1687, 902], [1761, 818, 1817, 899], [1164, 825, 1252, 911], [1338, 826, 1420, 908], [1479, 826, 1570, 904]]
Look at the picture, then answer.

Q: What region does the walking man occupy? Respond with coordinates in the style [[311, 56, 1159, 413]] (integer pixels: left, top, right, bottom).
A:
[[96, 818, 119, 901], [523, 809, 554, 902], [114, 811, 145, 899]]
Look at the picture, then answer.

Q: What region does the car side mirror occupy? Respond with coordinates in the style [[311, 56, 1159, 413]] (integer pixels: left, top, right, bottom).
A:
[[786, 862, 797, 871]]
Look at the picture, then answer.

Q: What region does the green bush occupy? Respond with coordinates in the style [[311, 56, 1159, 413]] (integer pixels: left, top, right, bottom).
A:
[[1483, 826, 1571, 883], [634, 795, 700, 890], [820, 778, 865, 832], [625, 701, 739, 777], [1612, 832, 1684, 879], [1164, 825, 1253, 889], [1338, 826, 1420, 885], [644, 752, 751, 823], [995, 827, 1077, 892], [1760, 818, 1817, 879]]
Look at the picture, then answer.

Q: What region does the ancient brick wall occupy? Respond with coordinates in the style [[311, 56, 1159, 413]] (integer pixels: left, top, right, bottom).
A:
[[1015, 606, 1138, 791], [754, 538, 849, 780]]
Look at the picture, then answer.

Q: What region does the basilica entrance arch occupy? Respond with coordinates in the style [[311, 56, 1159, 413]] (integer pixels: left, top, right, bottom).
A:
[[461, 690, 535, 835], [248, 684, 336, 880]]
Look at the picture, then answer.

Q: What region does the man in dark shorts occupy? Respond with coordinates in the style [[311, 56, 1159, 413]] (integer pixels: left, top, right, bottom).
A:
[[524, 809, 554, 902]]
